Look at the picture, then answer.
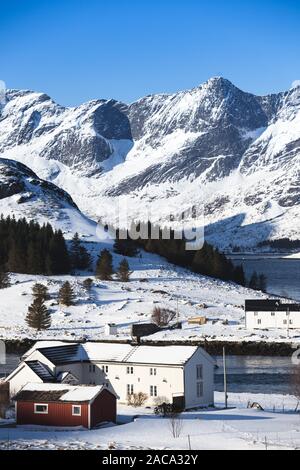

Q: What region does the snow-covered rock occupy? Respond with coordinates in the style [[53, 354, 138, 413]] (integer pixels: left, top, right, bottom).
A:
[[0, 158, 98, 239], [0, 78, 299, 249]]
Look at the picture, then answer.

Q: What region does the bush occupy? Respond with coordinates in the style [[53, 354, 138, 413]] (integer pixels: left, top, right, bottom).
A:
[[127, 392, 148, 407]]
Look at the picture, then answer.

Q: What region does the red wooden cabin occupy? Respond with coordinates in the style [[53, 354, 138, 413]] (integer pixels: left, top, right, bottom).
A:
[[14, 383, 116, 429]]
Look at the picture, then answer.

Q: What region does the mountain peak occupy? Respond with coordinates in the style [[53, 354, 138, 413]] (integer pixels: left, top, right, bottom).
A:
[[204, 76, 235, 89]]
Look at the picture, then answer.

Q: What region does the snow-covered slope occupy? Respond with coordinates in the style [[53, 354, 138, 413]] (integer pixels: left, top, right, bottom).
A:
[[0, 248, 290, 345], [0, 158, 99, 239], [0, 79, 299, 249]]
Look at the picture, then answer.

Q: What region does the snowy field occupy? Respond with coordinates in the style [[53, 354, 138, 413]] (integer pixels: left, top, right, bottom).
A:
[[0, 245, 298, 345], [0, 247, 298, 345], [1, 392, 300, 450]]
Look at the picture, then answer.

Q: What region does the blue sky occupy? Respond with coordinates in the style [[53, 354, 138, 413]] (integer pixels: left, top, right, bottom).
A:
[[1, 0, 300, 105]]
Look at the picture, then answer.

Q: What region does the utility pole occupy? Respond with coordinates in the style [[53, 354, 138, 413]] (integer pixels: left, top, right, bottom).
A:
[[223, 347, 228, 409]]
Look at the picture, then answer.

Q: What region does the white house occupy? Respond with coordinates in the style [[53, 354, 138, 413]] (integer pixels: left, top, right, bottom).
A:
[[6, 341, 215, 409], [245, 299, 300, 330]]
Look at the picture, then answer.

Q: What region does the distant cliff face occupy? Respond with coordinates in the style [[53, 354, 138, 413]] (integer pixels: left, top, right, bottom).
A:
[[0, 78, 299, 249]]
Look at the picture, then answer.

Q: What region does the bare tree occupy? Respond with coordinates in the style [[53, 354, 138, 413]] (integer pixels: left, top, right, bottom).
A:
[[168, 412, 183, 438], [127, 392, 148, 407], [151, 306, 176, 327]]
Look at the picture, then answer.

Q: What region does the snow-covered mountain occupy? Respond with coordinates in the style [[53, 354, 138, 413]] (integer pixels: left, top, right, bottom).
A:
[[0, 78, 299, 249], [0, 158, 98, 239]]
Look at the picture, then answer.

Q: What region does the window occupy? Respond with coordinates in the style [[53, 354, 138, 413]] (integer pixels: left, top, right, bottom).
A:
[[257, 319, 262, 325], [271, 312, 275, 316], [197, 382, 203, 398], [283, 320, 287, 325], [72, 405, 81, 416], [89, 364, 96, 373], [127, 384, 134, 395], [102, 365, 108, 373], [196, 365, 203, 380], [34, 404, 48, 414], [150, 385, 158, 397], [127, 366, 134, 375], [150, 368, 157, 376]]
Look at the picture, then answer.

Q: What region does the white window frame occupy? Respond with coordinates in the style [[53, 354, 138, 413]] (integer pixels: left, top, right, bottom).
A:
[[257, 319, 262, 325], [127, 366, 134, 375], [196, 364, 203, 380], [150, 385, 158, 397], [150, 368, 157, 376], [197, 382, 203, 398], [34, 403, 49, 414], [127, 384, 134, 395], [72, 405, 82, 416]]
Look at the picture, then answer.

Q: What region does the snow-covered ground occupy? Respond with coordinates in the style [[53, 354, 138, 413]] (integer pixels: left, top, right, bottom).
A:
[[0, 246, 297, 344], [1, 392, 300, 450]]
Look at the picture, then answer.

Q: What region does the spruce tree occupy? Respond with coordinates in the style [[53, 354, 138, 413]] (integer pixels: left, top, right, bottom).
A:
[[258, 274, 267, 292], [46, 230, 70, 275], [233, 265, 246, 287], [0, 267, 10, 289], [116, 258, 132, 282], [59, 281, 75, 306], [70, 233, 91, 270], [95, 249, 114, 280], [113, 230, 139, 258], [32, 283, 49, 302], [249, 271, 259, 290], [26, 298, 51, 331], [83, 278, 93, 291]]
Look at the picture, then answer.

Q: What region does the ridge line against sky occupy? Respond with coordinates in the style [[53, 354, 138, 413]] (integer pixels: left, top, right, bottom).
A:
[[1, 0, 300, 106]]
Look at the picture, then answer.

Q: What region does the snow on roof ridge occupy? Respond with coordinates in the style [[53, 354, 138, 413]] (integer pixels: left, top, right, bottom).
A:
[[26, 341, 208, 366], [20, 382, 106, 402]]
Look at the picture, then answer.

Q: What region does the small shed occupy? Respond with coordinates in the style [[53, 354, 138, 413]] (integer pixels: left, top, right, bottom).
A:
[[105, 323, 118, 336], [188, 316, 207, 325], [14, 383, 116, 429], [131, 323, 161, 343]]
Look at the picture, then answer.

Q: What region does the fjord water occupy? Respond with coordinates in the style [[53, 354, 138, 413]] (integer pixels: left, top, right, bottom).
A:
[[231, 256, 300, 301], [215, 355, 294, 395]]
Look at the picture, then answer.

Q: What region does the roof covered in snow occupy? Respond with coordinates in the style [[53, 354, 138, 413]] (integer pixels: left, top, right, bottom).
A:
[[14, 383, 111, 403], [26, 341, 207, 366]]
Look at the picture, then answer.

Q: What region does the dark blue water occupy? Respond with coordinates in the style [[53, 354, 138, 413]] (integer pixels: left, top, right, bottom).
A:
[[0, 354, 21, 379], [231, 257, 300, 301], [214, 355, 294, 395]]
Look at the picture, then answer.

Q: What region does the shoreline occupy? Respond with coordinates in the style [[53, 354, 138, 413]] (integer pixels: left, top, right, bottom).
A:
[[1, 337, 297, 357]]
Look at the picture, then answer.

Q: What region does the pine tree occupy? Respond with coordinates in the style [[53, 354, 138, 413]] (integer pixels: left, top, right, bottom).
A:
[[116, 258, 132, 282], [46, 230, 70, 275], [32, 283, 49, 302], [113, 230, 139, 257], [26, 298, 51, 331], [233, 265, 246, 287], [0, 267, 10, 289], [95, 249, 114, 280], [83, 278, 93, 291], [59, 281, 75, 306], [258, 274, 267, 292], [70, 233, 91, 270]]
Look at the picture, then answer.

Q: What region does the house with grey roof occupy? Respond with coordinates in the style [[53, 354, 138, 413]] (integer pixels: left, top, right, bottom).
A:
[[6, 341, 215, 409]]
